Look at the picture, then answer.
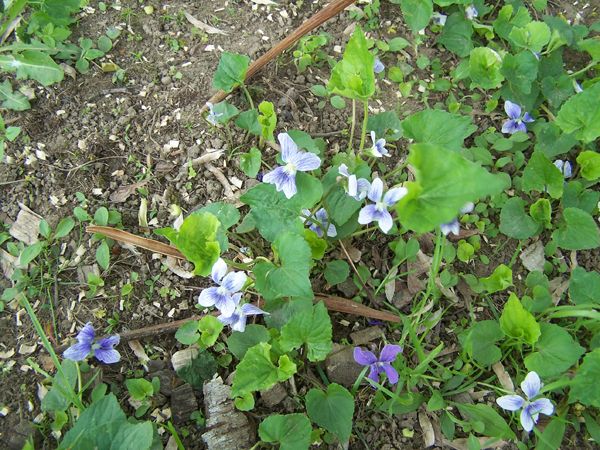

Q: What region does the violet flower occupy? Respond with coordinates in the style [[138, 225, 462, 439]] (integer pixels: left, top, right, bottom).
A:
[[432, 12, 447, 26], [353, 344, 403, 385], [502, 101, 534, 134], [573, 80, 583, 93], [440, 202, 474, 236], [373, 57, 385, 74], [63, 322, 120, 364], [206, 102, 223, 126], [263, 132, 321, 199], [198, 258, 246, 317], [369, 131, 389, 157], [218, 293, 268, 332], [466, 4, 478, 20], [554, 160, 572, 178], [496, 371, 554, 432], [301, 208, 337, 238], [339, 164, 370, 201], [358, 178, 407, 234]]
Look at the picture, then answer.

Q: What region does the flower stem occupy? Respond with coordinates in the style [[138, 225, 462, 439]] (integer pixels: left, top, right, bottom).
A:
[[569, 61, 598, 78], [422, 227, 444, 303], [347, 99, 356, 154], [241, 83, 255, 110], [358, 100, 369, 154], [539, 103, 556, 121]]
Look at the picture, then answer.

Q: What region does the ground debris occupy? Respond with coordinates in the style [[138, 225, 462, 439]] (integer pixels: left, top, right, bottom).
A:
[[171, 383, 198, 424], [201, 376, 255, 450], [325, 344, 362, 387], [9, 204, 42, 245]]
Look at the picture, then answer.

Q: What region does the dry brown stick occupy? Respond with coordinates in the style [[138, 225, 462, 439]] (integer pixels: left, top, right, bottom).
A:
[[201, 0, 357, 113]]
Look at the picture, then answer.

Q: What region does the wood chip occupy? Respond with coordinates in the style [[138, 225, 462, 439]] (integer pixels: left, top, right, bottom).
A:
[[183, 11, 228, 35], [9, 204, 42, 245]]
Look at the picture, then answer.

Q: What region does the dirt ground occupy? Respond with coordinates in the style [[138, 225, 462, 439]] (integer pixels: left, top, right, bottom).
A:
[[0, 0, 598, 449]]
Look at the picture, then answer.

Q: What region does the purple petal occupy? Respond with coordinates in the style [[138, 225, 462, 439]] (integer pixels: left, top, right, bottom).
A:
[[356, 179, 371, 200], [63, 342, 91, 361], [504, 101, 521, 120], [367, 365, 381, 383], [520, 408, 535, 432], [358, 204, 379, 225], [501, 119, 522, 134], [382, 363, 399, 384], [280, 174, 297, 198], [198, 287, 220, 308], [379, 344, 403, 363], [376, 210, 394, 234], [496, 395, 525, 411], [373, 58, 385, 74], [231, 315, 248, 332], [290, 151, 321, 172], [98, 335, 120, 349], [77, 322, 95, 345], [240, 303, 267, 316], [326, 223, 337, 237], [368, 178, 384, 203], [529, 398, 554, 416], [521, 372, 541, 400], [94, 347, 121, 364], [353, 347, 378, 366], [460, 202, 474, 214], [214, 295, 236, 317], [315, 208, 328, 222], [278, 132, 298, 163], [263, 167, 297, 199], [522, 112, 534, 123], [563, 161, 572, 178], [220, 271, 247, 293], [218, 312, 240, 326], [370, 131, 377, 144], [347, 174, 358, 198], [440, 219, 460, 236], [211, 258, 228, 284], [383, 187, 407, 207], [338, 163, 350, 177]]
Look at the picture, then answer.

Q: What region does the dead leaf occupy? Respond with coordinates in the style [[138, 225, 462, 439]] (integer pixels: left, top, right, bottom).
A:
[[18, 343, 37, 355], [492, 361, 514, 392], [183, 11, 227, 35], [165, 256, 194, 279], [9, 204, 42, 245], [519, 241, 545, 272], [251, 0, 277, 5], [128, 340, 150, 364], [1, 248, 18, 279], [550, 277, 569, 305], [110, 180, 148, 203], [418, 412, 436, 447], [384, 266, 398, 301], [0, 349, 15, 359], [60, 63, 77, 80], [171, 348, 199, 372]]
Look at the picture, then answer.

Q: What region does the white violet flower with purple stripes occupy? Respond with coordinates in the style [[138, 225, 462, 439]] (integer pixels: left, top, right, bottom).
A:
[[440, 202, 474, 236], [301, 208, 337, 238], [198, 258, 247, 317], [373, 57, 385, 74], [263, 132, 321, 199], [496, 371, 554, 432], [339, 164, 371, 201], [358, 178, 407, 233], [432, 12, 447, 26], [465, 4, 478, 20], [218, 293, 268, 332], [205, 102, 223, 126], [554, 159, 572, 178], [502, 101, 534, 134], [63, 322, 120, 364], [369, 131, 389, 157]]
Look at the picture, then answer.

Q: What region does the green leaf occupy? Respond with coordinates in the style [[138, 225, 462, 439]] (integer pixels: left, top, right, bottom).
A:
[[367, 111, 403, 142], [0, 51, 63, 86], [499, 293, 540, 345], [577, 150, 600, 181], [508, 21, 551, 53], [305, 383, 354, 442], [455, 404, 515, 440], [324, 260, 350, 285], [254, 232, 313, 301], [536, 414, 566, 450], [195, 203, 239, 251], [0, 80, 30, 111], [97, 35, 112, 53], [524, 323, 584, 378], [330, 95, 346, 109], [555, 82, 600, 143], [388, 37, 410, 52], [42, 360, 78, 412], [239, 147, 261, 178], [125, 378, 154, 401], [232, 343, 296, 397], [459, 320, 504, 366], [522, 151, 564, 199], [96, 240, 110, 270], [211, 101, 239, 124], [399, 0, 433, 33], [533, 122, 577, 158], [499, 197, 541, 239], [258, 101, 277, 141], [54, 217, 75, 239], [227, 324, 271, 360], [198, 315, 224, 347], [175, 320, 200, 345], [110, 422, 153, 450], [212, 52, 250, 93], [401, 109, 476, 152], [493, 5, 531, 42], [569, 349, 600, 408], [480, 264, 513, 294], [280, 301, 332, 362], [303, 229, 326, 260], [20, 241, 44, 265], [569, 267, 600, 305], [176, 352, 218, 389], [552, 208, 600, 250], [328, 26, 375, 101], [235, 109, 261, 136], [258, 414, 312, 450], [396, 143, 509, 233], [94, 207, 109, 226], [156, 212, 221, 276], [541, 75, 573, 110], [438, 12, 473, 57], [562, 181, 600, 214], [501, 51, 538, 96], [530, 198, 552, 229], [469, 47, 504, 90]]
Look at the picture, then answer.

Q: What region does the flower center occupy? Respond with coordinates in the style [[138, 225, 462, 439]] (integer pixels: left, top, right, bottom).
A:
[[376, 201, 386, 212], [91, 342, 100, 351], [216, 286, 228, 296], [284, 162, 297, 175]]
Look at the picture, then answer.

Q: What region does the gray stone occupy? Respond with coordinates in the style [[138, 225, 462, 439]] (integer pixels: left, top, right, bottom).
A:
[[350, 327, 384, 346], [260, 383, 288, 408], [325, 344, 362, 387]]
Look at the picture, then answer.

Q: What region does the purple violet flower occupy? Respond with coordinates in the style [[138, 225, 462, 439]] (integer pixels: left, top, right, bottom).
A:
[[353, 344, 403, 385], [358, 178, 407, 234], [218, 293, 268, 332], [440, 202, 474, 236], [263, 132, 321, 199], [339, 164, 370, 201], [496, 371, 554, 432], [554, 160, 572, 178], [502, 101, 534, 134], [432, 12, 447, 26], [63, 322, 120, 364], [373, 57, 385, 74], [301, 208, 337, 238], [198, 258, 246, 316], [466, 4, 478, 20], [369, 131, 388, 157], [206, 102, 223, 126]]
